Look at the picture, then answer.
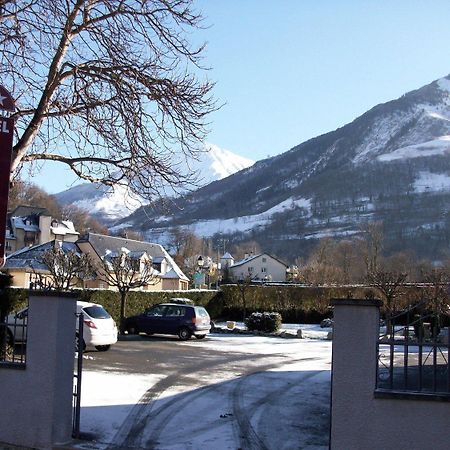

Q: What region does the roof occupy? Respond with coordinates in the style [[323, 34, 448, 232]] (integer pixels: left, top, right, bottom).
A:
[[9, 206, 50, 218], [160, 268, 181, 279], [221, 252, 234, 260], [79, 233, 189, 281], [10, 216, 40, 232], [50, 220, 79, 236], [230, 253, 288, 268], [3, 240, 81, 271]]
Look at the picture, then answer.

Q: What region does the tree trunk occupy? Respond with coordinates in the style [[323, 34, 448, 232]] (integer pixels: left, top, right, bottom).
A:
[[119, 290, 128, 334]]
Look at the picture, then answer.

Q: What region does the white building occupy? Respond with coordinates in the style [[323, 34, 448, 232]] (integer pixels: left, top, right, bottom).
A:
[[228, 253, 288, 282]]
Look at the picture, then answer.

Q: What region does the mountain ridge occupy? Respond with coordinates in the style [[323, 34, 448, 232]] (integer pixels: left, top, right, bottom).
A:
[[114, 74, 450, 262], [54, 143, 254, 224]]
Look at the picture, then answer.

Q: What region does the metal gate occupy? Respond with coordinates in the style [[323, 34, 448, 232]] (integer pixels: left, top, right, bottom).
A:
[[72, 313, 84, 438]]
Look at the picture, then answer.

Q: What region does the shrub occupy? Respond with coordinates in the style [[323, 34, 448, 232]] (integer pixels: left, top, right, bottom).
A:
[[245, 312, 282, 333]]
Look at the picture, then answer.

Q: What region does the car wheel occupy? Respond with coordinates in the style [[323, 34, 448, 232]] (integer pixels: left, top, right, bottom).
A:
[[127, 325, 138, 335], [178, 327, 191, 341], [95, 345, 110, 352], [195, 334, 206, 340], [75, 333, 86, 352]]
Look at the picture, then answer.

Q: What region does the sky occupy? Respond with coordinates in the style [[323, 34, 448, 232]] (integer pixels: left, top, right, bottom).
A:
[[29, 0, 450, 193]]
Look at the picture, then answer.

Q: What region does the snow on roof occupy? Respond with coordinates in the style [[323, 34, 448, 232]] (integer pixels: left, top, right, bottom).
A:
[[221, 252, 234, 259], [50, 220, 79, 236], [81, 233, 189, 281], [160, 268, 181, 279], [4, 240, 80, 271], [231, 253, 262, 267], [231, 253, 288, 268], [11, 216, 39, 232]]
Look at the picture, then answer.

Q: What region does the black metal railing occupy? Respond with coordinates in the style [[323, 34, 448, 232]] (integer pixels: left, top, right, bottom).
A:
[[376, 301, 450, 396], [72, 312, 84, 438], [0, 308, 28, 366]]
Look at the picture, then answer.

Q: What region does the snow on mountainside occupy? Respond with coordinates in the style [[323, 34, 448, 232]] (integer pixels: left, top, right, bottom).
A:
[[117, 74, 450, 262], [55, 144, 254, 223]]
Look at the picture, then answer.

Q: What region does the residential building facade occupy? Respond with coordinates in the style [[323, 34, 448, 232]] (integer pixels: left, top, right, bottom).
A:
[[2, 233, 190, 291], [5, 206, 78, 257], [227, 253, 288, 282]]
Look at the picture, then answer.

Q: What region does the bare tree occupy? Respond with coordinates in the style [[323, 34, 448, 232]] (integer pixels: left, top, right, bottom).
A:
[[300, 238, 345, 285], [2, 1, 216, 199], [367, 264, 408, 337], [36, 243, 94, 290], [168, 227, 203, 277], [361, 222, 384, 275], [95, 250, 158, 331], [236, 274, 256, 322], [419, 266, 450, 330]]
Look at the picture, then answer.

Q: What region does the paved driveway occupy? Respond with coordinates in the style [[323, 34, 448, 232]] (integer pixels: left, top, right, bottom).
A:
[[76, 333, 332, 450]]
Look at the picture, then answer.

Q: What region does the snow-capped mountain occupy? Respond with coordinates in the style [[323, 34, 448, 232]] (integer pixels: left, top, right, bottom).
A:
[[116, 74, 450, 261], [54, 143, 254, 223]]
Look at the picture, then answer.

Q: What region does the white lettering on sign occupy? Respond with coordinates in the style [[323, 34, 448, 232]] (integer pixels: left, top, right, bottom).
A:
[[1, 121, 9, 133]]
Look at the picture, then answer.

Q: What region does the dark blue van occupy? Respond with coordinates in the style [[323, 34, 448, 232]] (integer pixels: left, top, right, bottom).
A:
[[124, 301, 211, 340]]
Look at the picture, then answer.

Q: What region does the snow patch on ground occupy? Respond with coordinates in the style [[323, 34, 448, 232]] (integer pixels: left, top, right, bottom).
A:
[[303, 228, 360, 240], [181, 197, 312, 237], [353, 110, 416, 164], [76, 333, 331, 450], [377, 136, 450, 162], [438, 77, 450, 94], [73, 185, 144, 220], [413, 171, 450, 193], [80, 371, 165, 444]]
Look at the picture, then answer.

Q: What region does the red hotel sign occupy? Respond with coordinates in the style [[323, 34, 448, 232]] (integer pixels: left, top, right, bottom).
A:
[[0, 86, 15, 266]]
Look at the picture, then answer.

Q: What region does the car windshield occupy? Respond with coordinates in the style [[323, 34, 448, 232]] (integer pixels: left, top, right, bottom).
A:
[[83, 305, 111, 319], [195, 307, 209, 317]]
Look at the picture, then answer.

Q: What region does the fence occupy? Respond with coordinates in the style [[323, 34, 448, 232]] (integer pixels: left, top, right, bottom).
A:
[[0, 304, 28, 366], [377, 301, 450, 396]]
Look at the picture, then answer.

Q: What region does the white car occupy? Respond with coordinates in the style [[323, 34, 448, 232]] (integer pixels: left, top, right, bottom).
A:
[[6, 300, 118, 352], [76, 301, 118, 352]]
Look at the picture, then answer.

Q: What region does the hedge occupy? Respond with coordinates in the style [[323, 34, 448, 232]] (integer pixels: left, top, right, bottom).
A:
[[2, 287, 223, 325], [218, 284, 432, 323], [1, 283, 435, 325]]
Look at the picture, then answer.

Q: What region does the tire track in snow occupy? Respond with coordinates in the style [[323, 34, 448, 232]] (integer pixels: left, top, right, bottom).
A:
[[231, 371, 321, 450], [106, 353, 271, 449]]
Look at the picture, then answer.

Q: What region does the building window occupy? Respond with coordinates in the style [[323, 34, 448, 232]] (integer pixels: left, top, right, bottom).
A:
[[248, 267, 253, 273], [262, 257, 267, 263], [261, 267, 267, 273]]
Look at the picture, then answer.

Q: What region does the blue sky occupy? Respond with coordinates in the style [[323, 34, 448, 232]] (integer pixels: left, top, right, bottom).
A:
[[31, 0, 450, 193]]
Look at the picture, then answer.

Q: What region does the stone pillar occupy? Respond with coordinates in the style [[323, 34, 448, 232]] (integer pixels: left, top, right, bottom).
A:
[[0, 291, 77, 449], [329, 298, 382, 450]]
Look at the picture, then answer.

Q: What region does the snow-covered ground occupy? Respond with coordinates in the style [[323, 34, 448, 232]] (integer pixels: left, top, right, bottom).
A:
[[74, 328, 332, 450]]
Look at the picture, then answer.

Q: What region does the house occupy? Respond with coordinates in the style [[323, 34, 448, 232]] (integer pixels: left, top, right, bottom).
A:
[[2, 233, 190, 291], [227, 253, 288, 282], [76, 233, 189, 291], [220, 252, 234, 269], [5, 205, 78, 256], [3, 240, 84, 289]]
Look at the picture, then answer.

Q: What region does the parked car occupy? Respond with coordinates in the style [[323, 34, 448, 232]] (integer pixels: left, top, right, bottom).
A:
[[5, 301, 117, 352], [76, 301, 118, 352], [124, 301, 211, 340]]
